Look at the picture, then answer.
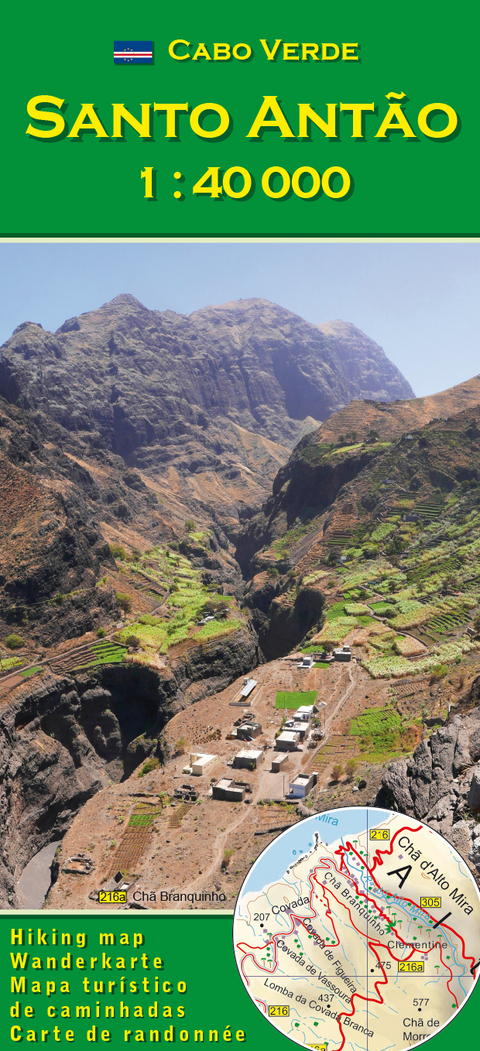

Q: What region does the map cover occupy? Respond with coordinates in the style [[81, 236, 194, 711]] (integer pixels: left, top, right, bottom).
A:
[[0, 1, 479, 1050]]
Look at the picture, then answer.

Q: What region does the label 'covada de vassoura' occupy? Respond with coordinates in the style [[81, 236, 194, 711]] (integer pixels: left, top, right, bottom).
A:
[[233, 806, 480, 1050]]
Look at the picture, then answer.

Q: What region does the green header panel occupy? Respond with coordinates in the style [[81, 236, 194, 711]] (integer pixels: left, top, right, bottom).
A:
[[1, 913, 479, 1048], [1, 0, 478, 237]]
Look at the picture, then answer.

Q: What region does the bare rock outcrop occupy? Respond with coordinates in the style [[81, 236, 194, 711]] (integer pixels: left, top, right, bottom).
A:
[[377, 697, 480, 880], [0, 625, 258, 906]]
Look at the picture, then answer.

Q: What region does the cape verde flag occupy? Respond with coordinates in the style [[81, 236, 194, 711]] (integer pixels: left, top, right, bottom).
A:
[[114, 41, 153, 64]]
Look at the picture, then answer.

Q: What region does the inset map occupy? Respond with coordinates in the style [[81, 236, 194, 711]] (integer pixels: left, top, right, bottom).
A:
[[233, 807, 480, 1050]]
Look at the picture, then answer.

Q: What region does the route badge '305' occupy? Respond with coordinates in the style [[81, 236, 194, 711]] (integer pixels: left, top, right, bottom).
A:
[[233, 806, 480, 1051]]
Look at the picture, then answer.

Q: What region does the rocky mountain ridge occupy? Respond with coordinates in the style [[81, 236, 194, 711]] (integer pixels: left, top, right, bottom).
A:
[[0, 296, 413, 535], [0, 295, 413, 647], [3, 295, 413, 448]]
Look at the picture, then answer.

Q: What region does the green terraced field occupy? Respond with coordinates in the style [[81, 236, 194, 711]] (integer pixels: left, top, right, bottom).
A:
[[406, 557, 462, 583], [297, 443, 332, 464], [73, 644, 127, 671], [349, 707, 402, 758], [317, 616, 358, 644], [128, 812, 161, 827], [19, 666, 42, 678], [425, 610, 470, 634], [326, 602, 352, 621], [369, 523, 397, 542], [415, 506, 442, 520], [194, 618, 243, 641], [344, 602, 371, 615], [363, 635, 478, 678], [326, 532, 353, 548], [0, 655, 23, 673]]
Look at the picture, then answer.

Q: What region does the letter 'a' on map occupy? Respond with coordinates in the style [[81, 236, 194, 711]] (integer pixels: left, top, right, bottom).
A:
[[233, 806, 480, 1050]]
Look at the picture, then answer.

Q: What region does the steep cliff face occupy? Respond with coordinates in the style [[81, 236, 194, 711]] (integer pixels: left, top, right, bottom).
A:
[[0, 665, 176, 905], [0, 394, 174, 644], [0, 626, 258, 906], [236, 445, 384, 571], [245, 580, 326, 660], [377, 686, 480, 881]]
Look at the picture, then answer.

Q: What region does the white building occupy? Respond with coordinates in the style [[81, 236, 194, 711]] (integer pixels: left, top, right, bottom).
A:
[[297, 654, 314, 669], [284, 720, 307, 740], [296, 705, 315, 722], [183, 752, 217, 776], [240, 678, 257, 699], [288, 772, 318, 798], [276, 730, 301, 751]]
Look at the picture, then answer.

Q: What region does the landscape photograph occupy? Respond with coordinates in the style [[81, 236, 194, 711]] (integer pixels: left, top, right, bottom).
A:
[[1, 241, 480, 911]]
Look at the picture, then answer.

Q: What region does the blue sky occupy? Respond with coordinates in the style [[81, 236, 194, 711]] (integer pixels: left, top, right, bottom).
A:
[[0, 241, 479, 397]]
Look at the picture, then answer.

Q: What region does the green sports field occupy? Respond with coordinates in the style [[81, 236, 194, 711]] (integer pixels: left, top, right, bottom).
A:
[[275, 690, 317, 710]]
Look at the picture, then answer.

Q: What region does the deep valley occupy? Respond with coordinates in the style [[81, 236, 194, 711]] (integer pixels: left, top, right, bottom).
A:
[[3, 295, 480, 910]]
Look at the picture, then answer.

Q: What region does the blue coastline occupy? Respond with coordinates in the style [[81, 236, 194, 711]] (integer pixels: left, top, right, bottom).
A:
[[242, 805, 392, 894]]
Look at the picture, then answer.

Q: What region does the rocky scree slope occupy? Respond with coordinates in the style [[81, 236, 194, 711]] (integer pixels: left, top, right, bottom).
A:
[[0, 394, 236, 646], [0, 397, 119, 643], [0, 387, 248, 647]]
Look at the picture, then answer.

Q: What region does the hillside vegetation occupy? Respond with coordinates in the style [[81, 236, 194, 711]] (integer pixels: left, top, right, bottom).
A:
[[241, 400, 480, 686]]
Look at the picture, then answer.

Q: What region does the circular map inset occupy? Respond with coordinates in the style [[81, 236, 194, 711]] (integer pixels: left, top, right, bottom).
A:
[[233, 807, 480, 1050]]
